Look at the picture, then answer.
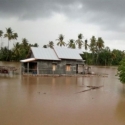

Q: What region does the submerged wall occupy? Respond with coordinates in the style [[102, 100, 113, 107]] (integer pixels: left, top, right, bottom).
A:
[[38, 60, 84, 74]]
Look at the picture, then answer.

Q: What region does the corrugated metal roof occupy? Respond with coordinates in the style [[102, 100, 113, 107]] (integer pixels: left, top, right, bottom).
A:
[[31, 47, 60, 60], [54, 47, 83, 60], [20, 58, 36, 62]]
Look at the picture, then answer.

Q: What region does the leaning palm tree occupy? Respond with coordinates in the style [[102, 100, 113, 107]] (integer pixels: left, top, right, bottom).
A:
[[76, 33, 83, 49], [47, 41, 54, 49], [0, 30, 3, 48], [67, 39, 75, 49], [56, 34, 66, 47], [4, 27, 13, 49]]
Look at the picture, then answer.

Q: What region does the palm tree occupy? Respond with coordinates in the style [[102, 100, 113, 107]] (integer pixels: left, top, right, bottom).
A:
[[12, 33, 18, 46], [85, 39, 89, 50], [48, 41, 54, 49], [84, 39, 88, 64], [105, 46, 110, 52], [12, 42, 21, 60], [67, 39, 75, 49], [76, 33, 83, 49], [13, 33, 18, 40], [96, 37, 105, 64], [33, 43, 39, 47], [90, 36, 96, 52], [22, 38, 28, 47], [12, 33, 18, 40], [57, 34, 66, 47], [90, 36, 97, 64], [43, 45, 47, 48], [4, 27, 13, 49], [21, 38, 29, 54], [96, 37, 104, 51], [0, 47, 12, 61], [0, 30, 3, 48]]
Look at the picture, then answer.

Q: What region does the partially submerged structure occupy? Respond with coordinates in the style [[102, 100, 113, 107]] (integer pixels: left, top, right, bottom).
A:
[[20, 47, 85, 75]]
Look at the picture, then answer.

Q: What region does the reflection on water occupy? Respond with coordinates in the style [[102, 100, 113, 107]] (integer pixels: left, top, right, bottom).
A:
[[0, 62, 125, 125]]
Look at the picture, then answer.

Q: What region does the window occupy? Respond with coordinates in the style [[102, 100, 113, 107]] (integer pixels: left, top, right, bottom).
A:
[[66, 64, 71, 71], [52, 64, 56, 71]]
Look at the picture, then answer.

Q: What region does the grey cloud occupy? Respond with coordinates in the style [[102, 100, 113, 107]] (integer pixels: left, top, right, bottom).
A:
[[0, 0, 77, 19], [0, 0, 125, 32]]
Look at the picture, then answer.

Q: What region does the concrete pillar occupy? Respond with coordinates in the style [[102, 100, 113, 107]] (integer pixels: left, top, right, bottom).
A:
[[20, 63, 22, 75], [27, 62, 29, 74], [37, 62, 39, 75]]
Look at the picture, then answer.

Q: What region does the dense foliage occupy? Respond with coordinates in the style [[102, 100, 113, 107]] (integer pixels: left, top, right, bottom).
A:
[[0, 28, 124, 65], [117, 58, 125, 84]]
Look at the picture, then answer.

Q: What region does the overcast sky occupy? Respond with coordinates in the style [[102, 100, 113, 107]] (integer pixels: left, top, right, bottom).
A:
[[0, 0, 125, 51]]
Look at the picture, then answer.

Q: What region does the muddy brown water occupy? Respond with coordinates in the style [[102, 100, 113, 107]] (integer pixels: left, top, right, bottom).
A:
[[0, 62, 125, 125]]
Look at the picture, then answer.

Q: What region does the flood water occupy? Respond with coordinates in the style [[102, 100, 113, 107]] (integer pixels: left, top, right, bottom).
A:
[[0, 62, 125, 125]]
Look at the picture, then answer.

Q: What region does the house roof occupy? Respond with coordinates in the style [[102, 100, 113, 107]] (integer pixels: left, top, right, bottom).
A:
[[31, 47, 60, 60], [54, 47, 83, 60], [20, 47, 83, 62]]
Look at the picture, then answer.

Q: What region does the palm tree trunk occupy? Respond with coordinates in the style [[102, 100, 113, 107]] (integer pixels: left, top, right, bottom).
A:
[[8, 40, 9, 50], [1, 37, 2, 48]]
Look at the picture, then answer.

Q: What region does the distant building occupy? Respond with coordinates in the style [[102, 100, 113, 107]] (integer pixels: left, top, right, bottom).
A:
[[20, 47, 85, 75]]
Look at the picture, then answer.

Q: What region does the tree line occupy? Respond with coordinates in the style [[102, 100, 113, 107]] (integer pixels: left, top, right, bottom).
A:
[[43, 34, 125, 66], [0, 28, 38, 61], [0, 27, 125, 65]]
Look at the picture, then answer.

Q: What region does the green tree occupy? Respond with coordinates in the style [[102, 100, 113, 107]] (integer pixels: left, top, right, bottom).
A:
[[96, 37, 105, 64], [67, 39, 75, 49], [12, 42, 21, 61], [21, 38, 30, 58], [29, 43, 39, 47], [98, 48, 111, 65], [96, 37, 104, 51], [33, 43, 38, 47], [0, 30, 3, 48], [111, 49, 123, 65], [89, 36, 97, 64], [48, 41, 54, 49], [4, 27, 13, 49], [117, 58, 125, 84], [76, 33, 83, 49], [12, 33, 18, 40], [57, 34, 66, 47], [85, 39, 88, 50], [22, 38, 28, 46], [0, 47, 12, 61], [84, 39, 89, 64], [43, 45, 47, 48]]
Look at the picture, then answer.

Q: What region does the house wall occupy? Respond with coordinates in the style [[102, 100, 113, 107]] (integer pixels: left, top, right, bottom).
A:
[[37, 60, 84, 74]]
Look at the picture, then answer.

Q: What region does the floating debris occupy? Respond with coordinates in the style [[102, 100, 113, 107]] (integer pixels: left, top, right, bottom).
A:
[[75, 86, 103, 94]]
